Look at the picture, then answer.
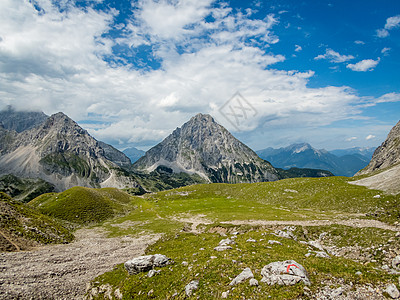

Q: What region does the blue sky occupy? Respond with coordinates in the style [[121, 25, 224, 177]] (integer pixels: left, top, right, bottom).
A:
[[0, 0, 399, 151]]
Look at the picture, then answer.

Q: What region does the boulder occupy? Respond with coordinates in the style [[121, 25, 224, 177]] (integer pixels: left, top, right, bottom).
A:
[[260, 260, 311, 286], [393, 256, 400, 270], [219, 238, 235, 246], [385, 283, 400, 299], [229, 267, 254, 286], [124, 254, 172, 275], [268, 240, 282, 245], [185, 280, 199, 297], [249, 278, 259, 286]]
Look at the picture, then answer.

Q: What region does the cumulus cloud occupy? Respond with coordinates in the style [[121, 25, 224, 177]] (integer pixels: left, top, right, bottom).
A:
[[354, 40, 365, 45], [366, 135, 375, 140], [376, 15, 400, 38], [346, 137, 357, 142], [294, 45, 302, 52], [0, 0, 396, 149], [314, 48, 354, 63], [347, 58, 380, 72], [381, 47, 391, 55]]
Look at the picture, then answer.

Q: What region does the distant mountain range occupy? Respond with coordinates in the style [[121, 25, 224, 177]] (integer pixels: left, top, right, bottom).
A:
[[123, 147, 145, 163], [256, 143, 375, 177]]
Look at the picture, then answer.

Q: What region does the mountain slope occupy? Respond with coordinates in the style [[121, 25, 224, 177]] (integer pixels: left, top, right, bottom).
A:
[[257, 143, 369, 177], [134, 113, 279, 183], [352, 120, 400, 194], [357, 120, 400, 175], [0, 112, 139, 191]]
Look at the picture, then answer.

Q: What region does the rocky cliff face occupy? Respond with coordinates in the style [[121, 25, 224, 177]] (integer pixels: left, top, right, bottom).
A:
[[0, 112, 139, 191], [357, 120, 400, 175], [134, 113, 279, 183], [0, 106, 48, 133]]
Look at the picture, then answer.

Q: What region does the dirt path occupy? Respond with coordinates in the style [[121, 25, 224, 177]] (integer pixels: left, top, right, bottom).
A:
[[0, 228, 160, 300], [220, 218, 400, 231]]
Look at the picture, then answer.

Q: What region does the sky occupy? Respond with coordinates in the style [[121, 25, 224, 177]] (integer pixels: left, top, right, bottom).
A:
[[0, 0, 400, 151]]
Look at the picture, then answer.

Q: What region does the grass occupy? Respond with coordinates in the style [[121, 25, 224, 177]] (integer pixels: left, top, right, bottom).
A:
[[29, 187, 133, 225], [0, 192, 74, 248], [100, 176, 399, 239], [90, 229, 399, 299]]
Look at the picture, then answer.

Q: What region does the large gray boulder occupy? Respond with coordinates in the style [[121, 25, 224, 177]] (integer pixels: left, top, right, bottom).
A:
[[385, 283, 400, 299], [124, 254, 172, 275], [229, 268, 254, 286], [260, 260, 311, 286]]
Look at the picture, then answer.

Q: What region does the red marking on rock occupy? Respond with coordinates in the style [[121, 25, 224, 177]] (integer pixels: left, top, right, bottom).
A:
[[286, 264, 299, 273]]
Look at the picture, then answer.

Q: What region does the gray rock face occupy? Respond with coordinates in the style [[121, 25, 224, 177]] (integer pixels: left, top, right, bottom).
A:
[[260, 260, 311, 286], [357, 120, 400, 175], [98, 141, 132, 168], [0, 112, 139, 191], [124, 254, 172, 275], [185, 280, 199, 297], [385, 283, 400, 299], [134, 113, 279, 183], [0, 106, 48, 133], [229, 267, 254, 285]]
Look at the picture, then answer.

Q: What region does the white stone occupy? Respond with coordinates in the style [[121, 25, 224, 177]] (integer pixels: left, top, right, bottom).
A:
[[385, 283, 400, 299], [229, 267, 254, 286], [185, 280, 199, 297], [260, 260, 311, 286]]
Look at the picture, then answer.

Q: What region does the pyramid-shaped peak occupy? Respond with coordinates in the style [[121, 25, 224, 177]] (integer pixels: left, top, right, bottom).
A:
[[190, 113, 215, 123]]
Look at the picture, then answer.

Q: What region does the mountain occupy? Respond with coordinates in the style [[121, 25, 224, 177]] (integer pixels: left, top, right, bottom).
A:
[[330, 147, 375, 160], [357, 120, 400, 175], [134, 113, 279, 183], [0, 106, 48, 132], [123, 147, 145, 163], [0, 112, 140, 191], [256, 143, 369, 177], [98, 141, 132, 168], [352, 120, 400, 194]]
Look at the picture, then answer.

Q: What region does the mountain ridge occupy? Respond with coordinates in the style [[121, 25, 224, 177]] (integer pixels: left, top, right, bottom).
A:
[[134, 113, 279, 183]]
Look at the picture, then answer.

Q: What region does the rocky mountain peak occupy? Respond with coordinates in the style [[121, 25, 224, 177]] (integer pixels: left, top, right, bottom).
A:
[[134, 113, 279, 183], [357, 120, 400, 175]]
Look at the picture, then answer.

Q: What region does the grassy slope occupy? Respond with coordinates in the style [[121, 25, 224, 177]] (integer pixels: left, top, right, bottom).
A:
[[87, 176, 400, 299], [0, 192, 73, 251], [103, 176, 399, 238], [29, 187, 133, 225]]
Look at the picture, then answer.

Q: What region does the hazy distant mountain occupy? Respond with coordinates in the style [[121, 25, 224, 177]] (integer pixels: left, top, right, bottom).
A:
[[134, 113, 279, 183], [330, 147, 375, 160], [256, 143, 369, 177], [0, 106, 48, 132], [0, 112, 140, 191], [123, 147, 145, 163]]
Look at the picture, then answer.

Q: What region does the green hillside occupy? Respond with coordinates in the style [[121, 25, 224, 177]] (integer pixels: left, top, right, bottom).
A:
[[0, 192, 73, 251], [29, 186, 133, 225]]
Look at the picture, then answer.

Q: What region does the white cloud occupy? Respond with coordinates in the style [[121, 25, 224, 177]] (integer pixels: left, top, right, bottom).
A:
[[354, 40, 365, 45], [294, 45, 302, 52], [366, 135, 375, 140], [385, 15, 400, 30], [376, 29, 389, 38], [314, 49, 354, 63], [346, 137, 357, 142], [381, 47, 391, 55], [377, 15, 400, 38], [0, 0, 394, 150], [347, 58, 380, 72]]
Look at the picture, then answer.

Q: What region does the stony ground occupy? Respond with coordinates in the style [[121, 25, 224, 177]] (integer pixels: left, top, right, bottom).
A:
[[0, 228, 160, 299]]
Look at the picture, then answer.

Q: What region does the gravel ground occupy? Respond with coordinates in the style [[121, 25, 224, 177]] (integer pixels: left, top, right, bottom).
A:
[[0, 228, 160, 300]]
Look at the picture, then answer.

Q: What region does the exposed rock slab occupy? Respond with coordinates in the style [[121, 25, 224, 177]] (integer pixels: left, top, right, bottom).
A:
[[124, 254, 172, 275], [260, 260, 311, 286]]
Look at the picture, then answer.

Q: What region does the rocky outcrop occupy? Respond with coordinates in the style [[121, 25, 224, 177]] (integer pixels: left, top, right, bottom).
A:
[[134, 113, 279, 183], [260, 260, 311, 286], [124, 254, 172, 275], [357, 120, 400, 175], [229, 268, 254, 286], [0, 112, 139, 191]]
